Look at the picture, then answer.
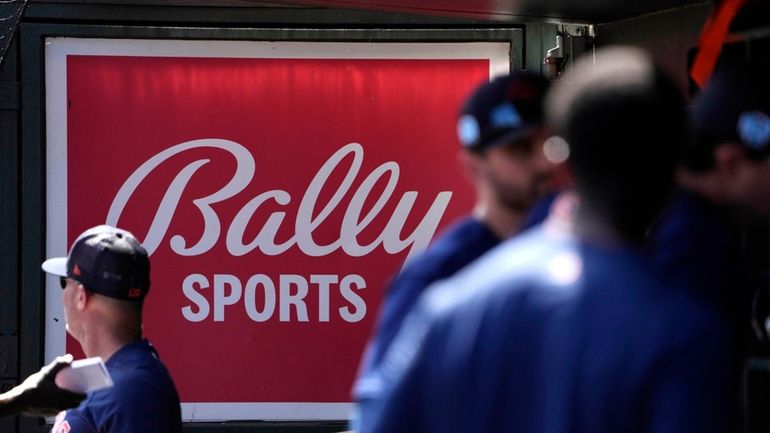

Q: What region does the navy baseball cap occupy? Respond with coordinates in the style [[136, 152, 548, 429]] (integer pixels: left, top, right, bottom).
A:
[[691, 61, 770, 163], [457, 72, 549, 152], [42, 225, 151, 301]]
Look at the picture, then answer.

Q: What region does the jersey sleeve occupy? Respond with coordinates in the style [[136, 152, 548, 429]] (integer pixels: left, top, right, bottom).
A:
[[50, 409, 98, 433], [357, 294, 439, 433]]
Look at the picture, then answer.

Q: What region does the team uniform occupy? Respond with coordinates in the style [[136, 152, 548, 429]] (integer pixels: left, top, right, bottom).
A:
[[51, 340, 182, 433], [353, 217, 500, 422], [356, 198, 558, 380], [650, 189, 754, 428], [650, 189, 743, 313], [354, 193, 558, 427], [359, 219, 733, 433], [354, 71, 554, 430], [358, 217, 500, 375]]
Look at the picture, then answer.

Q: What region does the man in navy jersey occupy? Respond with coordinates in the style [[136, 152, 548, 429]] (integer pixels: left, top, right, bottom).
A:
[[352, 72, 556, 426], [43, 225, 182, 433], [651, 60, 770, 325], [359, 47, 733, 433], [649, 60, 770, 429]]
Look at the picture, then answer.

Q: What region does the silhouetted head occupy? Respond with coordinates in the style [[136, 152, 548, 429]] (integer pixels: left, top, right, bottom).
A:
[[547, 46, 686, 241]]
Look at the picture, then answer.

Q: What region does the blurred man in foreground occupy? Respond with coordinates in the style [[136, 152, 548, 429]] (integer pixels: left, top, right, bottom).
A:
[[353, 73, 556, 428]]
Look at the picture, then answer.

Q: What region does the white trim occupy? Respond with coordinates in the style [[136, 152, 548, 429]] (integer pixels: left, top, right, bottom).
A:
[[181, 403, 352, 421], [44, 37, 70, 365], [43, 38, 510, 78]]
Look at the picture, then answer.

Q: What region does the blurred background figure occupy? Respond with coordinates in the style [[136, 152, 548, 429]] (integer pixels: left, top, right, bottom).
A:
[[358, 46, 733, 433], [352, 72, 556, 429], [650, 58, 770, 430]]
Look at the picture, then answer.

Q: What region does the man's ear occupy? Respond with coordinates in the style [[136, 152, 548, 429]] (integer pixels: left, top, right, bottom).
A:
[[458, 149, 483, 181], [75, 284, 90, 311], [713, 143, 746, 180]]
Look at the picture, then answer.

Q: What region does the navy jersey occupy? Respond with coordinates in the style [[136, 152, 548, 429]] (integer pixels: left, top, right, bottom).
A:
[[357, 217, 500, 382], [360, 223, 733, 433], [352, 217, 499, 427], [650, 190, 742, 312], [51, 340, 182, 433], [650, 190, 749, 428], [520, 190, 559, 231], [358, 194, 558, 389]]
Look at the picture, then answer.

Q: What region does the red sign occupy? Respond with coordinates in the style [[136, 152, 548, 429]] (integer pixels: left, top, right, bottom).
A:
[[46, 39, 508, 419]]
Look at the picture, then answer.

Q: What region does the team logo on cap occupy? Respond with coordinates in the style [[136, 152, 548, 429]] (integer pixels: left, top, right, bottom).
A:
[[738, 111, 770, 151], [490, 103, 522, 129], [128, 288, 142, 298], [457, 114, 480, 147]]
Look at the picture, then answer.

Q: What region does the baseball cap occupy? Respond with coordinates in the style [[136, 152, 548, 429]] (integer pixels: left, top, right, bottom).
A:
[[690, 61, 770, 165], [42, 225, 151, 301], [457, 72, 549, 152]]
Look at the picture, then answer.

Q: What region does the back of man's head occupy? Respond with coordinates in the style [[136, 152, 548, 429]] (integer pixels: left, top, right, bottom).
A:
[[546, 47, 686, 240]]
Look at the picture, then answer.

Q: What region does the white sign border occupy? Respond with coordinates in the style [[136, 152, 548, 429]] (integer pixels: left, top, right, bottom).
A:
[[44, 37, 510, 421]]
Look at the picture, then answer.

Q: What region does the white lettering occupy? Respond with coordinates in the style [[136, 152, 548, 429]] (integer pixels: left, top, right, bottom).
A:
[[311, 274, 337, 322], [181, 274, 209, 322], [293, 143, 362, 256], [109, 141, 451, 262], [279, 275, 309, 322], [340, 274, 367, 323], [227, 191, 292, 256], [181, 273, 367, 323], [107, 139, 255, 256], [213, 274, 242, 322], [244, 274, 276, 322]]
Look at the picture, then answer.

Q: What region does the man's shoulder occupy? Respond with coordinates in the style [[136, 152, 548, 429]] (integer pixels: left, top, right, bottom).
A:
[[400, 217, 499, 276], [109, 342, 180, 400], [380, 228, 581, 394], [110, 341, 173, 378], [76, 341, 183, 432], [103, 359, 180, 402], [419, 226, 573, 321], [653, 190, 734, 247]]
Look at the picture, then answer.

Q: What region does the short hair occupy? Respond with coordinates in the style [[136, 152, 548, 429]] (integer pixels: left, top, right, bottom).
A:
[[546, 47, 686, 239]]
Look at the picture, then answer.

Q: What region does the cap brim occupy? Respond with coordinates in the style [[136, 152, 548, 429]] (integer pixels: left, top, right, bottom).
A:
[[42, 257, 68, 277], [483, 124, 541, 150]]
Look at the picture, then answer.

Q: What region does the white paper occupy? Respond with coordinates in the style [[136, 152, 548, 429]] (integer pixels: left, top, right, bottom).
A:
[[55, 357, 114, 393]]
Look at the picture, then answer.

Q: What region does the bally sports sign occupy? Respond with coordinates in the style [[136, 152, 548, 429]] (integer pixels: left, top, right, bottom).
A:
[[43, 38, 509, 421]]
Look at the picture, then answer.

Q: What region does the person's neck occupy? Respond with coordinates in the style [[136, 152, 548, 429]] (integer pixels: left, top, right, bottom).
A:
[[472, 202, 524, 239], [79, 321, 142, 362], [573, 207, 638, 249], [676, 169, 728, 205]]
